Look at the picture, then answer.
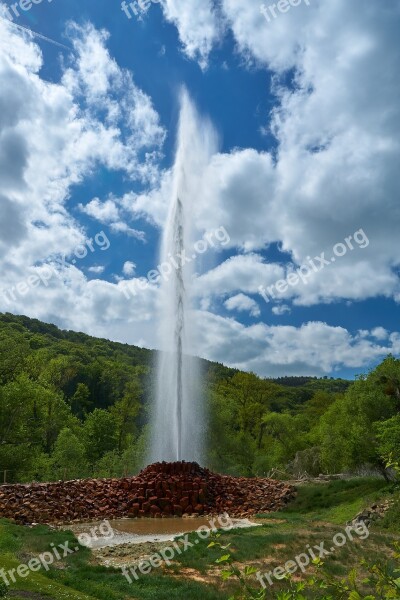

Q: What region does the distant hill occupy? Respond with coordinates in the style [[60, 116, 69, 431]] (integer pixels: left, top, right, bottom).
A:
[[0, 312, 350, 390], [269, 376, 351, 393], [3, 312, 388, 483]]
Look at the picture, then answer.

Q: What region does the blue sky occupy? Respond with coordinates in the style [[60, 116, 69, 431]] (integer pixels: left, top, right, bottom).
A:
[[0, 0, 399, 378]]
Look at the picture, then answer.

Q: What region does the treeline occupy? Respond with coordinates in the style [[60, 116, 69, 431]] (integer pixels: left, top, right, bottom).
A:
[[208, 360, 400, 478], [0, 313, 399, 482]]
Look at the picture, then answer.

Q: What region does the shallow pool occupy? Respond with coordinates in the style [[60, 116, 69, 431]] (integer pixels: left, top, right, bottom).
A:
[[65, 516, 260, 548]]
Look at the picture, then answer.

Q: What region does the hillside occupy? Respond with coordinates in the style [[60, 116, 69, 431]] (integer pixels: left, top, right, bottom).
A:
[[0, 313, 398, 484], [0, 312, 349, 399]]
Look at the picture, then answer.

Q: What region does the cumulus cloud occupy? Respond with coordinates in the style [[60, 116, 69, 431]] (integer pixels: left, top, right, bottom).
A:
[[158, 0, 400, 307], [371, 327, 389, 341], [160, 0, 222, 68], [195, 253, 285, 298], [272, 304, 291, 316], [80, 198, 120, 222], [79, 197, 146, 241], [194, 314, 400, 377], [224, 293, 261, 317], [2, 4, 399, 378], [62, 22, 166, 184], [122, 261, 137, 277], [0, 18, 164, 347], [88, 265, 105, 274]]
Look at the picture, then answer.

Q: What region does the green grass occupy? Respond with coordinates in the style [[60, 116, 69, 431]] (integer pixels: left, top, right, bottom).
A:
[[281, 477, 389, 523], [0, 553, 95, 599], [0, 519, 225, 600], [0, 477, 398, 599]]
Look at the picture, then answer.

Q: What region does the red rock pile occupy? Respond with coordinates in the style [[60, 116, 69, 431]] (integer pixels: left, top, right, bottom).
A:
[[0, 462, 296, 524]]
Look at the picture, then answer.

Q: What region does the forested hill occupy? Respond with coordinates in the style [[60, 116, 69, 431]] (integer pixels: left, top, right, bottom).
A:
[[1, 312, 397, 483], [0, 312, 350, 400]]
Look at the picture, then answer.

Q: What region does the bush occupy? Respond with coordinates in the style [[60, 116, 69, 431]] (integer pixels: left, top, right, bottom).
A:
[[0, 581, 8, 597], [287, 446, 322, 478], [380, 493, 400, 532]]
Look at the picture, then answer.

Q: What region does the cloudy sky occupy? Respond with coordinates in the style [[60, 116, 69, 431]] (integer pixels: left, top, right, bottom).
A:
[[0, 0, 399, 378]]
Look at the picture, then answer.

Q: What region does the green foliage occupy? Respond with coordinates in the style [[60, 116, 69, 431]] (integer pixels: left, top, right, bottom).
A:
[[0, 313, 400, 482], [51, 428, 88, 480], [318, 359, 400, 475], [376, 416, 400, 464], [211, 534, 400, 600], [380, 494, 400, 531], [0, 314, 149, 482], [82, 409, 118, 467], [71, 383, 92, 420], [0, 581, 7, 597], [0, 373, 75, 481], [208, 533, 266, 599]]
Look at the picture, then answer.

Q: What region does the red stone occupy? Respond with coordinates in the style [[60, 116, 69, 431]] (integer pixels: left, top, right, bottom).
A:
[[0, 461, 296, 524]]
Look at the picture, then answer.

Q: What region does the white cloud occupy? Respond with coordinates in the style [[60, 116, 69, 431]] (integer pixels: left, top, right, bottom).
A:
[[272, 304, 291, 316], [80, 198, 120, 223], [88, 265, 105, 274], [120, 171, 173, 228], [1, 5, 399, 379], [371, 327, 389, 341], [79, 196, 148, 241], [160, 0, 222, 68], [62, 23, 166, 184], [194, 314, 399, 377], [224, 293, 260, 317], [0, 18, 165, 348], [123, 261, 137, 277], [195, 253, 285, 297], [171, 0, 400, 308]]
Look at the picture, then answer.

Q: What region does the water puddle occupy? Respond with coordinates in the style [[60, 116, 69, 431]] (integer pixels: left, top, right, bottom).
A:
[[65, 517, 260, 548]]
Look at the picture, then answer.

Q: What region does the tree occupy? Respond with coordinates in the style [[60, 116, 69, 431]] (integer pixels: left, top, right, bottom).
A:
[[0, 374, 76, 480], [376, 415, 400, 463], [216, 373, 280, 445], [319, 376, 397, 475], [0, 327, 30, 384], [71, 383, 92, 420], [93, 450, 122, 478], [82, 409, 118, 467], [369, 355, 400, 409], [262, 412, 304, 466], [110, 377, 142, 452], [51, 428, 88, 480]]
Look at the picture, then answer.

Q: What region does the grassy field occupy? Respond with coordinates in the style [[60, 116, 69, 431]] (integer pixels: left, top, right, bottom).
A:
[[0, 477, 398, 600]]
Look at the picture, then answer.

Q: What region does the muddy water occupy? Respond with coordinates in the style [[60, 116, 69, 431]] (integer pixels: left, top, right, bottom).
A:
[[112, 516, 215, 536], [65, 517, 260, 549]]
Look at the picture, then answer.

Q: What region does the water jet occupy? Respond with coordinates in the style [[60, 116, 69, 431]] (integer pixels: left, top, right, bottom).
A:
[[150, 89, 217, 463]]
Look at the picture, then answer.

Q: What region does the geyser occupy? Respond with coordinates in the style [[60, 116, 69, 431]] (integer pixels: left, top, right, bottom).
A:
[[150, 89, 217, 463]]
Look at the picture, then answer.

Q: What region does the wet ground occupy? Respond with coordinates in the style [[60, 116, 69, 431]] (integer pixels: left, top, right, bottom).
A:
[[62, 516, 260, 549], [60, 516, 261, 570]]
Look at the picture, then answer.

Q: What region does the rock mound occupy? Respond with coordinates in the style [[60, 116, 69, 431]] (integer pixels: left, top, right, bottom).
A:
[[0, 461, 296, 524]]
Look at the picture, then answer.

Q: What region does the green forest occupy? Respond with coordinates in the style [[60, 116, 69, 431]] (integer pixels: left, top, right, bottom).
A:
[[0, 312, 399, 483]]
